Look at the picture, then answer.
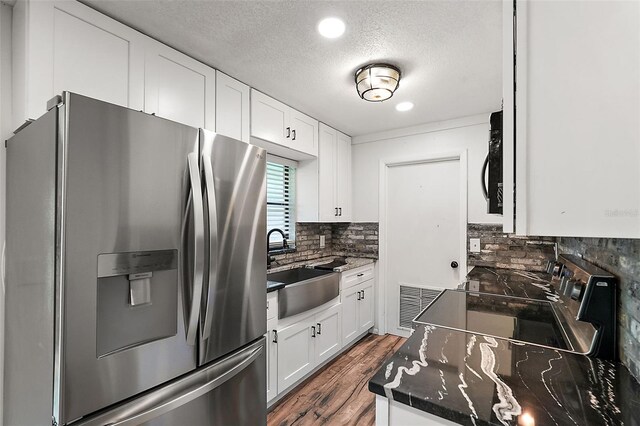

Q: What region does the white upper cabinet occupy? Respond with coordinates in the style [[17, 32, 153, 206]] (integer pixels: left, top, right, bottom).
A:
[[318, 123, 352, 222], [289, 110, 318, 157], [12, 0, 145, 128], [251, 89, 288, 146], [298, 123, 352, 222], [215, 71, 250, 142], [144, 43, 215, 129], [318, 124, 337, 221], [335, 131, 352, 222], [250, 89, 318, 159], [514, 0, 640, 238]]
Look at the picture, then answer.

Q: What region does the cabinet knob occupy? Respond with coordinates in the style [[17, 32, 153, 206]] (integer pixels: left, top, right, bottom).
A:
[[451, 261, 459, 269]]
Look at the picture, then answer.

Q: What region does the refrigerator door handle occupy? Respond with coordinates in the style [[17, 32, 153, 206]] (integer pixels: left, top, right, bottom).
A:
[[201, 150, 218, 340], [184, 152, 206, 346], [82, 343, 264, 426]]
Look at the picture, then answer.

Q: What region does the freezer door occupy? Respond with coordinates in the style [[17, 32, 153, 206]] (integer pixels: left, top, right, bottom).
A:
[[60, 93, 200, 423], [74, 338, 266, 426], [199, 129, 267, 365]]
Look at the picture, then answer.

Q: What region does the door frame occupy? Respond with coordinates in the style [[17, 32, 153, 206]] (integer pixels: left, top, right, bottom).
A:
[[377, 150, 468, 336]]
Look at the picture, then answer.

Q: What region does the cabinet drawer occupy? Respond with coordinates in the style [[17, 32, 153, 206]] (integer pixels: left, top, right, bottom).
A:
[[267, 291, 278, 321], [341, 264, 374, 289]]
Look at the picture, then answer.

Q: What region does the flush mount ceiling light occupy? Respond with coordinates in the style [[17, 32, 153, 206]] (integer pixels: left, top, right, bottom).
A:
[[355, 63, 401, 102], [395, 101, 414, 112], [318, 17, 345, 39]]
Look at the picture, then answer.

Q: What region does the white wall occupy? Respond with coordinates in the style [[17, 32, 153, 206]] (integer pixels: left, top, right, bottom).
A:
[[0, 3, 12, 423], [351, 113, 501, 224]]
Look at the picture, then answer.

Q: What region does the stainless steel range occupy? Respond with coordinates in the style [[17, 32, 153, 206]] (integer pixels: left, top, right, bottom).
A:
[[414, 255, 617, 359]]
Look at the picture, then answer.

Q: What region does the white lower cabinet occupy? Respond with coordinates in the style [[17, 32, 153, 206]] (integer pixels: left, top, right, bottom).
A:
[[275, 302, 342, 393], [267, 264, 375, 404], [342, 280, 374, 345], [266, 318, 278, 403], [276, 314, 316, 392], [314, 304, 342, 364]]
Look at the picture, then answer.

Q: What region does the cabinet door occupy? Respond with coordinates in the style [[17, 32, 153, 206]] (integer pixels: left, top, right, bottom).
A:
[[318, 123, 337, 221], [16, 0, 145, 125], [358, 281, 375, 333], [335, 131, 352, 222], [251, 89, 289, 146], [216, 71, 250, 142], [314, 304, 342, 364], [516, 0, 640, 238], [266, 319, 278, 403], [144, 46, 215, 129], [276, 317, 315, 392], [342, 285, 360, 344], [289, 109, 318, 156]]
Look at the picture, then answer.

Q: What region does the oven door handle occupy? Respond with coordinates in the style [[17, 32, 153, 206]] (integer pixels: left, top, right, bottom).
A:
[[481, 153, 489, 201]]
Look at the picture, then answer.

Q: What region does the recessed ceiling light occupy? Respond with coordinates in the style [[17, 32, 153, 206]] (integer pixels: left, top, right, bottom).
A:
[[318, 17, 345, 39], [396, 102, 414, 112]]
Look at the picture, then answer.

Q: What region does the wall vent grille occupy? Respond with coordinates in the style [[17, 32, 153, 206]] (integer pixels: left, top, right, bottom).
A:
[[399, 285, 443, 329]]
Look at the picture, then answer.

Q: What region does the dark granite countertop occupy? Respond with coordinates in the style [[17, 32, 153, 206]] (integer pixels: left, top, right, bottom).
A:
[[464, 267, 558, 302], [369, 324, 640, 425]]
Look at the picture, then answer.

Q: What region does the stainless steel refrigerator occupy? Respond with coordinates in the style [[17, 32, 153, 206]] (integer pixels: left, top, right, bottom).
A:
[[4, 92, 267, 425]]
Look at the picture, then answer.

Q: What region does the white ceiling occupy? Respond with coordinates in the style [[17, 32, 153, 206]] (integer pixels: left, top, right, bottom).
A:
[[81, 0, 503, 136]]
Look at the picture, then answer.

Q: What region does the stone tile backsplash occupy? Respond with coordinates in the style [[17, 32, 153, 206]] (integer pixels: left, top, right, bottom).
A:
[[467, 223, 556, 272], [558, 236, 640, 381], [269, 222, 378, 269]]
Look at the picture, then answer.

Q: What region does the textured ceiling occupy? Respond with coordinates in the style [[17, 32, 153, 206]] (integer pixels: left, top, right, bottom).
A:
[[80, 0, 502, 136]]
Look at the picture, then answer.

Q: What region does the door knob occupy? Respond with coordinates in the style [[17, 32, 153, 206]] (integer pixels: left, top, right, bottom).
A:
[[450, 261, 459, 269]]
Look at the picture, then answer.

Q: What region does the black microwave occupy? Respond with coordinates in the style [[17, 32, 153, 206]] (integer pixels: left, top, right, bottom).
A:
[[482, 111, 503, 215]]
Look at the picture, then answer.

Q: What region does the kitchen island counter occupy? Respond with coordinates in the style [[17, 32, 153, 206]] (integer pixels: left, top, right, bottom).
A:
[[369, 324, 640, 425]]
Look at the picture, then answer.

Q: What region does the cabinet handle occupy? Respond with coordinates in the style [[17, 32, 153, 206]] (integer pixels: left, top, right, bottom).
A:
[[267, 300, 269, 309], [311, 325, 316, 338], [273, 330, 278, 344], [292, 129, 296, 141], [357, 291, 361, 301], [338, 207, 342, 216], [317, 322, 322, 335], [335, 207, 339, 216], [357, 273, 364, 277], [286, 127, 291, 138], [361, 290, 365, 300]]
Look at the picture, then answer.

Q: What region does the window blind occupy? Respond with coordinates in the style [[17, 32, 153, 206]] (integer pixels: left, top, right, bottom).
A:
[[267, 157, 296, 249]]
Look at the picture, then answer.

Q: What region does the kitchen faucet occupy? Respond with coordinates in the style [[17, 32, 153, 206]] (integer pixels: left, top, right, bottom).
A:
[[267, 228, 289, 267]]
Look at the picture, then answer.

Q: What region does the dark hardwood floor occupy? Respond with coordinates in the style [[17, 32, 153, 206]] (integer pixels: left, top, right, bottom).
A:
[[267, 333, 406, 426]]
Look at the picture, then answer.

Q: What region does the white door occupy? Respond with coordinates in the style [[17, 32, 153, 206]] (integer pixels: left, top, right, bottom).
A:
[[318, 123, 337, 221], [386, 158, 463, 335], [358, 281, 375, 333], [251, 89, 288, 146], [289, 110, 318, 156], [276, 316, 314, 391], [341, 285, 360, 344], [144, 47, 215, 129], [315, 304, 342, 364], [215, 71, 250, 142]]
